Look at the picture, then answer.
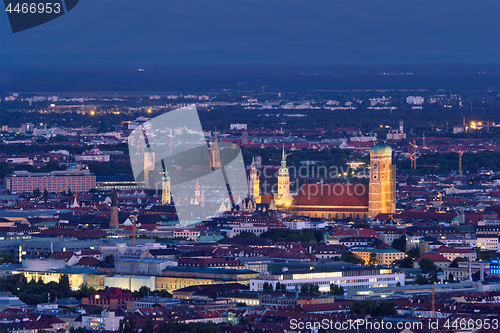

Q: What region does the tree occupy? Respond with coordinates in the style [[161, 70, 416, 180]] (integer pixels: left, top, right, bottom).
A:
[[416, 275, 430, 285], [418, 258, 437, 271], [134, 286, 151, 298], [392, 235, 407, 252], [118, 319, 124, 333], [234, 231, 258, 238], [58, 274, 71, 297], [275, 281, 287, 292], [104, 254, 115, 264], [368, 252, 378, 265], [210, 290, 218, 300], [407, 247, 421, 259], [448, 273, 454, 282], [143, 318, 154, 333], [43, 189, 49, 202], [340, 253, 364, 265], [91, 308, 103, 315], [262, 282, 273, 291], [0, 255, 17, 264], [204, 322, 221, 333], [418, 258, 440, 283], [300, 283, 319, 294], [33, 188, 41, 197], [259, 228, 324, 244], [276, 282, 286, 291], [123, 317, 137, 333], [477, 250, 499, 261], [158, 319, 220, 333], [329, 284, 344, 295], [394, 257, 413, 268], [449, 257, 468, 267], [350, 300, 396, 316]]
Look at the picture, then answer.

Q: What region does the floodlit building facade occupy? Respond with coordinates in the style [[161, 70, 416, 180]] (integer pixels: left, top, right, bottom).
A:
[[250, 267, 404, 292], [5, 165, 96, 193]]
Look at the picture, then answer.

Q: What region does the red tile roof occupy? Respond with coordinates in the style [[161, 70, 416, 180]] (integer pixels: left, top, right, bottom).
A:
[[292, 184, 369, 208], [332, 228, 380, 238], [436, 246, 475, 254], [415, 252, 450, 263]]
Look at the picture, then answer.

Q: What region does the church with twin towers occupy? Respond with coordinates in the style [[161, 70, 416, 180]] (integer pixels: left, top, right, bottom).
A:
[[247, 143, 396, 219]]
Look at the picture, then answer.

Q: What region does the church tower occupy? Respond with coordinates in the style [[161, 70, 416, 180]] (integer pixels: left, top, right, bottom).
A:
[[249, 156, 260, 200], [194, 180, 201, 205], [276, 148, 292, 206], [368, 143, 396, 218], [109, 188, 119, 228], [144, 151, 155, 188], [210, 129, 221, 169], [242, 131, 249, 145], [161, 168, 171, 205]]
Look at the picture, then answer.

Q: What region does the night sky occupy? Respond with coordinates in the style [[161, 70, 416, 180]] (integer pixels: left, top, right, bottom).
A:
[[1, 0, 499, 70]]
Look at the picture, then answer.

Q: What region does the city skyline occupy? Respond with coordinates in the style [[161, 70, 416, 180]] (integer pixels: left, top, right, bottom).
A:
[[0, 1, 499, 332]]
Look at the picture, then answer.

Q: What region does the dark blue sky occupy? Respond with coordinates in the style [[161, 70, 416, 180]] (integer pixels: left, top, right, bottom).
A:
[[1, 0, 499, 69]]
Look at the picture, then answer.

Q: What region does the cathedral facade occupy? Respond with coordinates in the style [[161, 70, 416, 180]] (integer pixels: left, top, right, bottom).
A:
[[246, 143, 396, 219], [290, 143, 395, 219]]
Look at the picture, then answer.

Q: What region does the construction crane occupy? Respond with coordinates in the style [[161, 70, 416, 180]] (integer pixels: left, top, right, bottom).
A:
[[453, 150, 464, 175], [409, 141, 419, 169], [431, 286, 436, 319], [237, 82, 247, 95]]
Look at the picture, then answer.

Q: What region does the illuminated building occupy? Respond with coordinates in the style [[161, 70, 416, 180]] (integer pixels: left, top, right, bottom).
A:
[[143, 151, 155, 188], [250, 266, 403, 292], [157, 267, 259, 293], [161, 168, 171, 205], [210, 130, 221, 168], [248, 157, 260, 201], [368, 143, 396, 218], [12, 261, 93, 291], [82, 289, 137, 310], [275, 148, 292, 206], [246, 149, 291, 208], [5, 165, 96, 193], [351, 248, 405, 265], [435, 245, 477, 262], [291, 143, 395, 219], [82, 310, 124, 332], [490, 259, 500, 276]]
